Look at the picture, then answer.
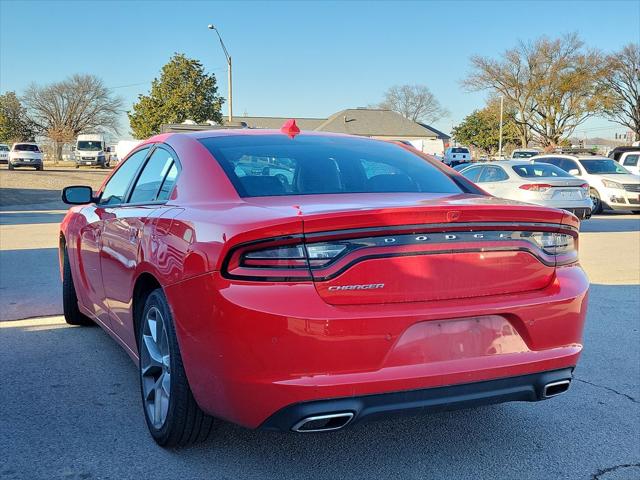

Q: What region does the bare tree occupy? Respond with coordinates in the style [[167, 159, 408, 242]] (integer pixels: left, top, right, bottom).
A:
[[377, 85, 449, 124], [464, 34, 606, 147], [23, 74, 123, 161], [601, 43, 640, 141]]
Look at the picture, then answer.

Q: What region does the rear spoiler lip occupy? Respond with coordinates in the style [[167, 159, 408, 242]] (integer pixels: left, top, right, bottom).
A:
[[303, 221, 577, 242]]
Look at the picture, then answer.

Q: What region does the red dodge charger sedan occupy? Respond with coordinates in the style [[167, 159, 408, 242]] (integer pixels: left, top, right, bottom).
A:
[[60, 126, 588, 446]]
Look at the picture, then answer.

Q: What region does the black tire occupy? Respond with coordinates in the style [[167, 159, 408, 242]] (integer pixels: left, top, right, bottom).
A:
[[8, 164, 14, 170], [37, 165, 43, 171], [138, 289, 216, 446], [590, 188, 603, 215], [62, 247, 94, 326]]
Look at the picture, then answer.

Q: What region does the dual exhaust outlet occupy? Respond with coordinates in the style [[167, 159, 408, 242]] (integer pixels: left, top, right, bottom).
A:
[[290, 379, 571, 432]]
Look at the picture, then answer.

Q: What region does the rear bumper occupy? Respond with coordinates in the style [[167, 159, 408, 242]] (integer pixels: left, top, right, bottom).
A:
[[165, 265, 588, 429], [9, 159, 42, 167], [260, 367, 574, 431], [564, 207, 591, 219]]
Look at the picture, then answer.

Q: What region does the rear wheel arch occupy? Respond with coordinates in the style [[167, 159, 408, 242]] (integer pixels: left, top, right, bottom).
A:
[[132, 272, 163, 350], [59, 233, 67, 273]]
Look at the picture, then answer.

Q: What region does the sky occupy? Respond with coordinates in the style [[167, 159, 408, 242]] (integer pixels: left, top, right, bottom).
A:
[[1, 0, 639, 140]]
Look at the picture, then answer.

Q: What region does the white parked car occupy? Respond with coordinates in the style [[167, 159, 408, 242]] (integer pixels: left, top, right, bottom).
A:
[[458, 160, 592, 219], [444, 146, 471, 166], [532, 154, 640, 214], [618, 151, 640, 176], [0, 143, 9, 164], [8, 142, 43, 171]]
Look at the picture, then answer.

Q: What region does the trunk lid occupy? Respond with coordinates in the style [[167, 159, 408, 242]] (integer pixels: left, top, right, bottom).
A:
[[248, 193, 570, 305]]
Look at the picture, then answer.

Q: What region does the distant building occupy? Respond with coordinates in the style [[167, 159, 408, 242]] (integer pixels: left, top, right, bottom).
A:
[[161, 108, 450, 141]]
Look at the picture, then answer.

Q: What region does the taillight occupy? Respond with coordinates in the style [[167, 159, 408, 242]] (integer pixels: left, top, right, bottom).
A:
[[579, 183, 589, 190], [224, 240, 348, 280], [223, 228, 579, 281], [519, 183, 552, 192], [242, 245, 308, 268], [516, 231, 578, 265]]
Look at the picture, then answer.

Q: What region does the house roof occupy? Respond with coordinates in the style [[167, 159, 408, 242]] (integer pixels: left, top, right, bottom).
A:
[[314, 109, 439, 138], [166, 108, 450, 139], [226, 116, 325, 130], [417, 122, 451, 140]]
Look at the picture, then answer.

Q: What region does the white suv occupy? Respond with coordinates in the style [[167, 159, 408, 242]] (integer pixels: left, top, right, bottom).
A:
[[9, 143, 44, 171], [532, 154, 640, 214], [443, 147, 471, 166], [0, 143, 9, 164]]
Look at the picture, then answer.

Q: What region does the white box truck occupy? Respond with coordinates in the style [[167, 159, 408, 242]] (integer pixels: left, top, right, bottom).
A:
[[115, 140, 143, 163], [408, 138, 446, 159], [75, 134, 108, 168]]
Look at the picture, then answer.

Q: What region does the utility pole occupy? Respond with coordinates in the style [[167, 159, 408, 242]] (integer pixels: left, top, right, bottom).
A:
[[498, 95, 504, 159], [208, 24, 233, 124]]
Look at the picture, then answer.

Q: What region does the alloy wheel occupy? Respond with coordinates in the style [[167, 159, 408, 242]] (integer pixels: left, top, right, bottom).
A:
[[140, 306, 171, 429], [590, 189, 601, 214]]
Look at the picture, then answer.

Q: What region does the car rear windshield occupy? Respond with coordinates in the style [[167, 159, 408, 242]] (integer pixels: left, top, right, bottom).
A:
[[511, 151, 538, 158], [579, 158, 629, 174], [0, 145, 9, 152], [199, 135, 463, 197], [512, 164, 572, 178], [450, 148, 469, 154], [13, 144, 39, 152]]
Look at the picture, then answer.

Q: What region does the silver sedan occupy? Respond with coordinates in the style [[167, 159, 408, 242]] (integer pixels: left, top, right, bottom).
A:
[[458, 160, 593, 219]]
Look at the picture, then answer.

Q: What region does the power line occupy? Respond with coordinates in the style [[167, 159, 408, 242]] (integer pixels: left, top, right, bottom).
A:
[[109, 81, 150, 89]]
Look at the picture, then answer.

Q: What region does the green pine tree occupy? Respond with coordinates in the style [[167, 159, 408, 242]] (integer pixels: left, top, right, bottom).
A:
[[128, 53, 224, 139]]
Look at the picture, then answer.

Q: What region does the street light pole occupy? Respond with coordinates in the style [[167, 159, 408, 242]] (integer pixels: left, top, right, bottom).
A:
[[498, 95, 504, 159], [208, 24, 232, 124]]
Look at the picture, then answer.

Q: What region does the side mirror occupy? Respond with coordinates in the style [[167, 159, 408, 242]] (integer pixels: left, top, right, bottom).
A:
[[62, 185, 94, 205], [568, 169, 580, 175]]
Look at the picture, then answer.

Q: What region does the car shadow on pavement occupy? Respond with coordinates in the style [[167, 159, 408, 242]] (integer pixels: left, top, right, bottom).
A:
[[0, 210, 66, 225], [0, 247, 61, 321], [581, 215, 640, 233], [1, 283, 638, 480], [0, 187, 62, 209]]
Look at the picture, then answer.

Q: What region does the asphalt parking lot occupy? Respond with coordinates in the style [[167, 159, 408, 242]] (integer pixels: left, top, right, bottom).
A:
[[1, 168, 639, 480]]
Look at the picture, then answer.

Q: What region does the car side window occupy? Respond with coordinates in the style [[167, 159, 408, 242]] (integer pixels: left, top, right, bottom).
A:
[[128, 147, 176, 204], [560, 159, 580, 172], [535, 157, 556, 167], [478, 166, 509, 182], [99, 148, 149, 206], [623, 154, 639, 167], [461, 166, 483, 182]]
